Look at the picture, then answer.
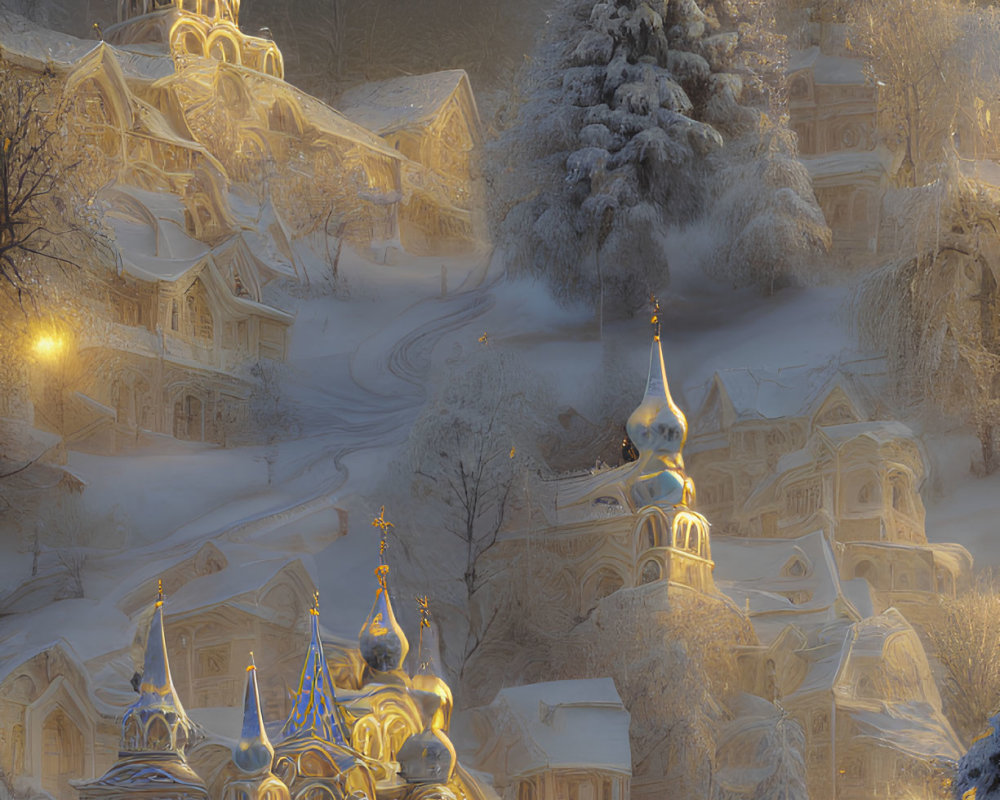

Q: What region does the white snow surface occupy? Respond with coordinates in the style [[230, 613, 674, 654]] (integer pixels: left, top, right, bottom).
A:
[[4, 214, 1000, 728]]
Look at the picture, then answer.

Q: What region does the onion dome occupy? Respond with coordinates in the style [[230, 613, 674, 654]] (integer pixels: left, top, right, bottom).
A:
[[234, 654, 274, 774], [412, 598, 452, 731], [280, 596, 351, 746], [623, 301, 691, 509], [121, 583, 194, 755], [359, 563, 409, 673], [625, 331, 687, 461], [397, 692, 456, 785], [360, 508, 409, 676]]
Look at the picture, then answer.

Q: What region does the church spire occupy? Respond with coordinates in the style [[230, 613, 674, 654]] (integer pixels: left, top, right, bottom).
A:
[[359, 508, 409, 676], [281, 593, 350, 745], [234, 654, 274, 774], [121, 581, 193, 755], [622, 299, 694, 509], [626, 299, 688, 458]]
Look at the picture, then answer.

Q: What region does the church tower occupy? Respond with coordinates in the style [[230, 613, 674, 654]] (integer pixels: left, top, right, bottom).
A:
[[77, 585, 209, 800], [105, 0, 284, 78]]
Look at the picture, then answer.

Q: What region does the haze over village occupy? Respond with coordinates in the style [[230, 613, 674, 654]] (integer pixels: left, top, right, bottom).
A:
[[4, 1, 1000, 800]]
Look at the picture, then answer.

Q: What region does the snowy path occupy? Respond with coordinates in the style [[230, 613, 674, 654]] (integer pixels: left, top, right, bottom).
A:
[[85, 278, 497, 586]]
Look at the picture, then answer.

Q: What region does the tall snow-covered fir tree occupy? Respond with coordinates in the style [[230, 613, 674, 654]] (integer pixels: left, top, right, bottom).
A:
[[489, 0, 830, 311]]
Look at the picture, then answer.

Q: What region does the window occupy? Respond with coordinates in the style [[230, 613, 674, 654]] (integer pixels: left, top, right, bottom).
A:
[[640, 515, 663, 549], [640, 560, 661, 584]]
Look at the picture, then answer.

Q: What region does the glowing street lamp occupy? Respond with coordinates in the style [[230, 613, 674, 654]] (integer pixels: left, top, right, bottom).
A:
[[33, 334, 65, 360], [30, 331, 70, 436]]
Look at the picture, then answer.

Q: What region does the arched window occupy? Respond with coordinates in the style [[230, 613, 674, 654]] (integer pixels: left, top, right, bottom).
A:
[[854, 560, 875, 583], [184, 280, 213, 342], [208, 33, 241, 64], [639, 514, 665, 549], [640, 560, 661, 584]]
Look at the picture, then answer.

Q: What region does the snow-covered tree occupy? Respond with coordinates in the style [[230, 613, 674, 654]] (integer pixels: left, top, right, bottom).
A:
[[714, 698, 809, 800], [376, 344, 553, 688], [846, 0, 963, 187], [489, 0, 829, 312], [856, 167, 1000, 473], [927, 577, 1000, 745]]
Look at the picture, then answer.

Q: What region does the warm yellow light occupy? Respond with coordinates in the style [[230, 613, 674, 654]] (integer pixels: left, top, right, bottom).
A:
[[33, 335, 64, 359]]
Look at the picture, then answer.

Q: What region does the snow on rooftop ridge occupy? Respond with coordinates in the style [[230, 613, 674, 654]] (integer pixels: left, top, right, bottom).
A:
[[0, 10, 101, 69], [712, 530, 867, 644], [491, 678, 632, 775], [787, 46, 867, 85], [336, 69, 475, 136], [689, 359, 884, 432]]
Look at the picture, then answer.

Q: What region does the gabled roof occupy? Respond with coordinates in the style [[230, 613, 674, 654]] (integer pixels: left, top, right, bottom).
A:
[[461, 678, 631, 781], [713, 531, 870, 644], [337, 69, 480, 137], [787, 46, 867, 85], [690, 363, 881, 435], [169, 60, 406, 161], [164, 557, 314, 621]]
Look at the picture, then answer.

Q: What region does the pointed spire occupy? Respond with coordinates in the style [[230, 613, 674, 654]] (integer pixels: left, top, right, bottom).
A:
[[140, 580, 183, 703], [626, 300, 688, 460], [121, 582, 193, 755], [281, 593, 350, 745], [234, 653, 274, 774], [359, 507, 408, 674]]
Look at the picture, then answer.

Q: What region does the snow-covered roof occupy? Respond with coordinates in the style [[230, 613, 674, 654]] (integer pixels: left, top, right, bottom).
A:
[[848, 700, 962, 762], [691, 363, 877, 431], [801, 149, 893, 183], [337, 69, 474, 135], [474, 678, 632, 779], [816, 420, 917, 448], [189, 61, 405, 160], [713, 531, 867, 644], [712, 366, 822, 421], [788, 46, 867, 85], [0, 599, 132, 682], [164, 556, 308, 619], [111, 44, 177, 82], [0, 12, 101, 69]]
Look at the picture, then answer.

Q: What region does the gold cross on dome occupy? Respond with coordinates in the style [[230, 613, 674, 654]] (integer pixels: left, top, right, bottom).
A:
[[417, 595, 431, 628], [372, 505, 393, 562]]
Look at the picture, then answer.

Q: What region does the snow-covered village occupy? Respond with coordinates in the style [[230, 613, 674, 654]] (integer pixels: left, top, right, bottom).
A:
[[5, 0, 1000, 799]]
